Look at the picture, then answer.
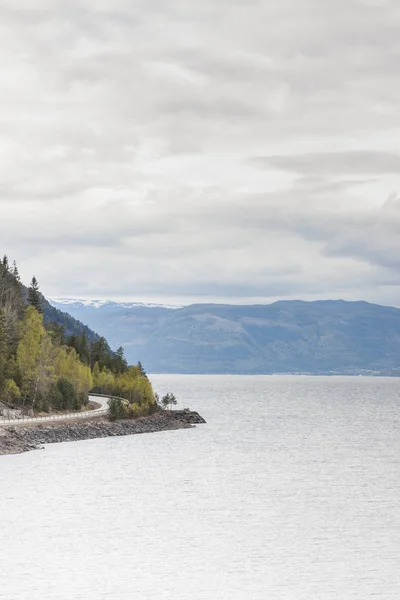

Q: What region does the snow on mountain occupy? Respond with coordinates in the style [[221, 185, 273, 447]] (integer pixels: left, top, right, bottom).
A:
[[49, 298, 182, 310]]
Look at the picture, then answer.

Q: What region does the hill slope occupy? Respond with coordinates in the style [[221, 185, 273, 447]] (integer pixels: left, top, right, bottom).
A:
[[50, 299, 400, 375], [19, 286, 101, 343], [42, 297, 100, 343]]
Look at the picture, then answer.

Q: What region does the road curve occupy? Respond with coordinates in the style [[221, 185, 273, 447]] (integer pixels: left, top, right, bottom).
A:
[[0, 394, 110, 427]]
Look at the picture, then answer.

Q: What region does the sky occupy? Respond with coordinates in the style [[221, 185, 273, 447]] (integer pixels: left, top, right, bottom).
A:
[[1, 0, 400, 306]]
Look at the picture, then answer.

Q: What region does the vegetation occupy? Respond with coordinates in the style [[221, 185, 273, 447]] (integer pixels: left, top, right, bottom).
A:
[[161, 392, 177, 410], [27, 276, 42, 314], [0, 254, 161, 419], [95, 364, 158, 420]]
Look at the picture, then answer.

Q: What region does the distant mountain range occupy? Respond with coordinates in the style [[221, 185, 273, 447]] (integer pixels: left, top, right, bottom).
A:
[[49, 298, 400, 375]]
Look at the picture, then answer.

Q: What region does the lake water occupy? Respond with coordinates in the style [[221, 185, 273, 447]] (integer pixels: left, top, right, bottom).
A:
[[1, 375, 400, 599]]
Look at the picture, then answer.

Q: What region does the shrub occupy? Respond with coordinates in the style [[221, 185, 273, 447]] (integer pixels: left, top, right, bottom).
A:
[[56, 377, 77, 411], [3, 379, 21, 404], [108, 397, 129, 421], [47, 383, 63, 411], [162, 392, 177, 410]]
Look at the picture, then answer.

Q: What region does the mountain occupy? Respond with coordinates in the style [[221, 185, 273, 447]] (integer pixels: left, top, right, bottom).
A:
[[49, 298, 400, 375], [41, 297, 101, 343], [20, 289, 101, 344]]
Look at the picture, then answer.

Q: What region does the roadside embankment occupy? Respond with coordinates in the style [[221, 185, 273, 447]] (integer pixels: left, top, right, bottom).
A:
[[0, 410, 206, 456]]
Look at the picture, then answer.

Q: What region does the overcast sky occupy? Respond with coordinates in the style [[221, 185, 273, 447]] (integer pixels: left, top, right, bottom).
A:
[[1, 0, 400, 306]]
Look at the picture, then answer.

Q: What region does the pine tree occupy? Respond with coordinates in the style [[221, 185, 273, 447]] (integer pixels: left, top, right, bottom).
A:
[[79, 331, 90, 365], [112, 347, 128, 374], [0, 308, 7, 392], [137, 361, 147, 379], [2, 255, 9, 271], [12, 261, 21, 284], [28, 276, 43, 314], [90, 337, 111, 370]]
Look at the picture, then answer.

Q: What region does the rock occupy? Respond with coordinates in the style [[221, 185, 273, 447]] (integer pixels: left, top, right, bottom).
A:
[[0, 409, 206, 456], [0, 402, 23, 420], [170, 410, 207, 424]]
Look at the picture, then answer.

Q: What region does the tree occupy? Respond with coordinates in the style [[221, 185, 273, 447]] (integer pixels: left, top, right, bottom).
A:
[[12, 261, 21, 284], [108, 397, 128, 421], [67, 332, 90, 365], [3, 378, 21, 404], [56, 377, 77, 411], [90, 337, 111, 370], [53, 346, 93, 405], [78, 331, 90, 365], [161, 392, 177, 410], [17, 306, 48, 406], [137, 361, 147, 379], [28, 276, 42, 314], [47, 322, 65, 346], [0, 308, 7, 392], [0, 259, 24, 350], [112, 347, 128, 374]]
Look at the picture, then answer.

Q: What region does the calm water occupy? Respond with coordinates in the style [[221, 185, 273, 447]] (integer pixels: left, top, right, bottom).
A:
[[1, 375, 400, 599]]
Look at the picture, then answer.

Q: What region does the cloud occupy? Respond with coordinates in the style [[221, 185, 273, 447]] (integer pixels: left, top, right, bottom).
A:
[[1, 0, 400, 306], [249, 152, 400, 176]]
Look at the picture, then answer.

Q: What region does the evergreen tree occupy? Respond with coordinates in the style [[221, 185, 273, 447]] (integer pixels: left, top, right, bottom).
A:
[[0, 308, 7, 392], [90, 337, 111, 370], [12, 261, 21, 284], [137, 361, 147, 379], [56, 377, 77, 411], [2, 255, 9, 270], [66, 334, 77, 351], [46, 321, 65, 346], [28, 276, 43, 314], [78, 331, 90, 365], [112, 346, 128, 374]]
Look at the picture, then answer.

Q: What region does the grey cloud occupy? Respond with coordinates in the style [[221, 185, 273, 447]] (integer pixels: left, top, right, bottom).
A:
[[1, 0, 400, 306], [249, 152, 400, 176], [158, 97, 266, 120]]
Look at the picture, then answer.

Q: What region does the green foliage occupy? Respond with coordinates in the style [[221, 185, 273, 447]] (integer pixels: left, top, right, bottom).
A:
[[14, 306, 93, 411], [108, 397, 129, 421], [161, 392, 177, 410], [47, 322, 65, 346], [137, 361, 147, 378], [12, 261, 21, 284], [3, 378, 21, 404], [0, 308, 6, 393], [0, 259, 25, 355], [66, 331, 90, 365], [43, 302, 99, 345], [46, 382, 63, 411], [27, 276, 42, 314], [56, 377, 78, 411], [112, 346, 128, 374], [90, 336, 112, 370], [0, 252, 160, 420], [101, 362, 159, 421]]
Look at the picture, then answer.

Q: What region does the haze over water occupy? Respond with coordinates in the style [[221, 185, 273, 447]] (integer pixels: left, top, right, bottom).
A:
[[1, 375, 399, 599]]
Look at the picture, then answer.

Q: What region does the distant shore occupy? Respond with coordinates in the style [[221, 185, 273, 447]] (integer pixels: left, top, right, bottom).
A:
[[0, 410, 206, 456]]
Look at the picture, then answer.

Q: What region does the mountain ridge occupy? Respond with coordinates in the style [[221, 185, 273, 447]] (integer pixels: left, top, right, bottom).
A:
[[50, 298, 400, 375]]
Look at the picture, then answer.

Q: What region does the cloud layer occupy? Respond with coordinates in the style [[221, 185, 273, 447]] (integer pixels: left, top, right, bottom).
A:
[[1, 0, 400, 305]]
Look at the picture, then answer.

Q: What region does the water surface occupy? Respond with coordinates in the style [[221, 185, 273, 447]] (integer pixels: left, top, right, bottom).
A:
[[1, 375, 399, 599]]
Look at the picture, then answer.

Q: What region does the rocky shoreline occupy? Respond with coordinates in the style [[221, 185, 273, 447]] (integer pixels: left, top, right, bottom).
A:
[[0, 410, 206, 456]]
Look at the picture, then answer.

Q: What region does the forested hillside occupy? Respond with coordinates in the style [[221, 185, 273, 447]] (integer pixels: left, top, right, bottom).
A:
[[20, 281, 101, 344], [0, 256, 157, 416]]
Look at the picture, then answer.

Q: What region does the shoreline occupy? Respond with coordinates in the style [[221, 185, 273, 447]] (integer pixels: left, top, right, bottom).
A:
[[0, 410, 206, 456]]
